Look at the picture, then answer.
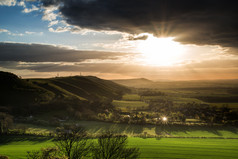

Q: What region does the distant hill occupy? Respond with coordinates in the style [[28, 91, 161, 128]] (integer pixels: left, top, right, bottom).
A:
[[113, 78, 238, 89], [113, 78, 154, 88], [0, 71, 129, 116]]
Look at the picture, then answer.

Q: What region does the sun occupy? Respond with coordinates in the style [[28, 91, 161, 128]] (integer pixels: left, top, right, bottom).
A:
[[138, 35, 184, 66]]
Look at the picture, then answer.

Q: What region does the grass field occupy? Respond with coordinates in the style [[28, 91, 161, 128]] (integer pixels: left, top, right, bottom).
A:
[[13, 123, 54, 134], [112, 100, 149, 111], [142, 95, 204, 104], [0, 136, 238, 159], [130, 138, 238, 159], [71, 121, 238, 138], [0, 136, 52, 159], [122, 94, 141, 101], [14, 121, 238, 138]]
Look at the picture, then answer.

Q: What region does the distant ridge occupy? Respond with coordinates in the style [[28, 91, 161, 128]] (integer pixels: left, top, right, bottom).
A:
[[113, 78, 154, 88], [113, 77, 238, 88]]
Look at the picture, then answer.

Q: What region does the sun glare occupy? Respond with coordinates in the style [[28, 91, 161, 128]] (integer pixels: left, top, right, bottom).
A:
[[162, 117, 168, 121], [138, 35, 184, 66]]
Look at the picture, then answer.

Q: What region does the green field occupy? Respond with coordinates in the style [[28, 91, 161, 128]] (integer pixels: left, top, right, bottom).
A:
[[112, 100, 149, 111], [122, 94, 141, 101], [20, 121, 238, 138], [142, 95, 204, 104], [13, 123, 54, 134], [76, 121, 238, 138], [1, 136, 238, 159], [130, 138, 238, 159], [0, 136, 53, 159]]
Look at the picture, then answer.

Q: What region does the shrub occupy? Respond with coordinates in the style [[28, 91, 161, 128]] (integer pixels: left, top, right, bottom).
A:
[[26, 147, 67, 159]]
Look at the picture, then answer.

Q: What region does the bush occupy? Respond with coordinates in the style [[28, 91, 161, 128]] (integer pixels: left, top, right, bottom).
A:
[[26, 147, 67, 159]]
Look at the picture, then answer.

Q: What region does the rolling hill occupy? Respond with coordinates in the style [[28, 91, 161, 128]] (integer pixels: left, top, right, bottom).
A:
[[30, 75, 129, 101], [113, 78, 238, 89], [113, 78, 154, 88], [0, 71, 130, 116]]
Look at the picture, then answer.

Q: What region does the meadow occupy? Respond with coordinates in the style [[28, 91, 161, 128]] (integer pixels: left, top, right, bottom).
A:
[[14, 121, 238, 138], [112, 100, 149, 111], [1, 136, 238, 159], [122, 94, 142, 101]]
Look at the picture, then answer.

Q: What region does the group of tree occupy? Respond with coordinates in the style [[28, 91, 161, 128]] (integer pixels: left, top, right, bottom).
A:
[[149, 101, 238, 125], [95, 99, 238, 125], [0, 112, 13, 134], [27, 125, 140, 159], [138, 90, 166, 96]]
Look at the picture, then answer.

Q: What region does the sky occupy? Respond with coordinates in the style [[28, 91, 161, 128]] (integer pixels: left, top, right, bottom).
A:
[[0, 0, 238, 80]]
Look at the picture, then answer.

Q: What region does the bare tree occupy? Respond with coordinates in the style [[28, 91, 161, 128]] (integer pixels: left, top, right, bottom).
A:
[[92, 132, 140, 159], [54, 125, 91, 159]]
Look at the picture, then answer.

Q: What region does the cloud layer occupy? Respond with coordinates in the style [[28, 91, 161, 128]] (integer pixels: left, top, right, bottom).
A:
[[0, 43, 132, 62], [1, 42, 238, 80], [40, 0, 238, 48]]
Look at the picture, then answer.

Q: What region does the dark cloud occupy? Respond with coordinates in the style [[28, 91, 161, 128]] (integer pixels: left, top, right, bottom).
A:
[[4, 58, 238, 74], [0, 61, 165, 75], [41, 0, 238, 47], [128, 35, 148, 41], [0, 61, 147, 73], [0, 42, 132, 62]]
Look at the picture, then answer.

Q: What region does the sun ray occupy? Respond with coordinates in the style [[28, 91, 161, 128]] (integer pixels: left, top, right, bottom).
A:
[[137, 35, 184, 66]]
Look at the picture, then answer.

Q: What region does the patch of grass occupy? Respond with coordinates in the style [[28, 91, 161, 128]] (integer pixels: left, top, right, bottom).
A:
[[142, 96, 204, 104], [14, 123, 54, 134], [13, 121, 238, 138], [112, 100, 149, 111], [0, 136, 53, 159], [129, 138, 238, 159], [122, 94, 141, 101], [74, 121, 238, 138], [210, 103, 238, 109]]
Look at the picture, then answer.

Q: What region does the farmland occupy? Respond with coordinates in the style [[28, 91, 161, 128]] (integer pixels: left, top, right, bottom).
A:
[[1, 72, 238, 158], [112, 100, 149, 111]]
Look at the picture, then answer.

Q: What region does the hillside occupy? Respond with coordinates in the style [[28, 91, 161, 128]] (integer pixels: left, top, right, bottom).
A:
[[30, 76, 129, 101], [0, 71, 130, 116], [0, 71, 53, 106]]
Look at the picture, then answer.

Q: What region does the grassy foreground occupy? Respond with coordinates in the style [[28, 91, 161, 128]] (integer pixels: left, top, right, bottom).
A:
[[0, 136, 238, 159]]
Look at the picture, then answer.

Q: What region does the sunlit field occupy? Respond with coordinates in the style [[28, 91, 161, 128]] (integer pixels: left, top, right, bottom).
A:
[[112, 100, 149, 111], [14, 121, 238, 138], [1, 136, 238, 159], [122, 94, 142, 101]]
